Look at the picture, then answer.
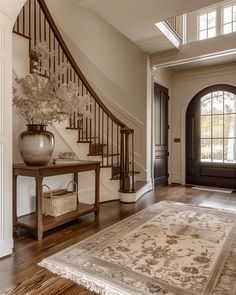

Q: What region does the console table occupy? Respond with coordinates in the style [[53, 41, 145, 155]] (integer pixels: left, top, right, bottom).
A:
[[13, 161, 100, 240]]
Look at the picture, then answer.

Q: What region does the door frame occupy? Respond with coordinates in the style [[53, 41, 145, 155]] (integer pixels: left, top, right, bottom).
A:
[[181, 92, 200, 185], [152, 75, 171, 186], [153, 82, 169, 187], [181, 84, 236, 186]]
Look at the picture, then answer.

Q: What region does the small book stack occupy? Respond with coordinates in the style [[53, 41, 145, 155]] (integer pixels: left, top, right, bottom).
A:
[[53, 158, 80, 165], [53, 152, 80, 165]]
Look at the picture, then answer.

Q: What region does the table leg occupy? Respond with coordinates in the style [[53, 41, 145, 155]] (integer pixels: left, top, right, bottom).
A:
[[13, 174, 17, 233], [35, 176, 43, 240], [74, 172, 78, 209], [95, 166, 100, 217]]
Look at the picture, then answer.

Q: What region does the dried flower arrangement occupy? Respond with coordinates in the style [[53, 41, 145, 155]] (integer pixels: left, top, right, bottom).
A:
[[13, 42, 91, 125]]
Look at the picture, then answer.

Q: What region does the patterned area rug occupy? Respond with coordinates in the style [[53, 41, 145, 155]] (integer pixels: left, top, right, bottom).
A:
[[39, 201, 236, 295]]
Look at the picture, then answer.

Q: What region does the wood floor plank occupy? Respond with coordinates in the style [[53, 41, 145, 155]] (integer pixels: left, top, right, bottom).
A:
[[0, 185, 236, 294]]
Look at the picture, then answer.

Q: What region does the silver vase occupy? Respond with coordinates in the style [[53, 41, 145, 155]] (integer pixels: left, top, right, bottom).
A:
[[18, 124, 55, 166]]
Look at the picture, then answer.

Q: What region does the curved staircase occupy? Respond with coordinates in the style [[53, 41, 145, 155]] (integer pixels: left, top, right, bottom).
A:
[[13, 0, 152, 202]]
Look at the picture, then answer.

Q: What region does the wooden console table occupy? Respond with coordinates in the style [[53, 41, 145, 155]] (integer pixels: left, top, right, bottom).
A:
[[13, 161, 100, 240]]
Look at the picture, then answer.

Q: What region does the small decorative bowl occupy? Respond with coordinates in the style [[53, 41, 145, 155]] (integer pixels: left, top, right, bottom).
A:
[[58, 152, 76, 159]]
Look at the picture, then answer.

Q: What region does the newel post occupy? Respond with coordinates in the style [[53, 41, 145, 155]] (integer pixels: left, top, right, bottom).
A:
[[120, 127, 135, 192]]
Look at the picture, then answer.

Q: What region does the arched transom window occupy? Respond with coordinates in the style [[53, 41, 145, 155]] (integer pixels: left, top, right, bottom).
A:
[[201, 90, 236, 163]]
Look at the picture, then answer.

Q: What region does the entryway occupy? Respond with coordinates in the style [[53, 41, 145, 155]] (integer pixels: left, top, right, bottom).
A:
[[186, 84, 236, 189]]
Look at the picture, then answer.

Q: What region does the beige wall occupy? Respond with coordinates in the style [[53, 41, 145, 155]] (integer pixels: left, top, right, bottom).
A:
[[46, 0, 147, 122], [45, 0, 147, 174], [171, 62, 236, 184], [185, 10, 198, 43]]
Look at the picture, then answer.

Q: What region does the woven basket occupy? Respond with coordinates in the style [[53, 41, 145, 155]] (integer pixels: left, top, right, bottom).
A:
[[42, 181, 78, 217]]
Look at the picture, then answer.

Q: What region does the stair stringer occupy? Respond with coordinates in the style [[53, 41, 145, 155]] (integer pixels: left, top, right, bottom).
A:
[[57, 29, 147, 180], [53, 122, 120, 203]]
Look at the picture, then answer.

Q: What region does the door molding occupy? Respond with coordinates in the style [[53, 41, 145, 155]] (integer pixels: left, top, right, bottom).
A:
[[0, 0, 27, 258], [0, 11, 13, 257], [153, 82, 169, 187], [181, 91, 200, 185], [152, 71, 172, 185]]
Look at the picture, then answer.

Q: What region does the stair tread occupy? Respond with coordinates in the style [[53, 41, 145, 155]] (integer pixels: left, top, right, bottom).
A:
[[111, 171, 140, 180], [77, 141, 92, 143], [66, 127, 82, 130], [90, 143, 107, 146], [101, 165, 119, 168], [77, 137, 98, 143], [88, 153, 120, 157], [119, 181, 148, 193], [134, 180, 148, 191]]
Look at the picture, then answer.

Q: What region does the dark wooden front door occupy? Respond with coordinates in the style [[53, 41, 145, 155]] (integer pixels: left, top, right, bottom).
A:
[[153, 83, 169, 187], [186, 84, 236, 189]]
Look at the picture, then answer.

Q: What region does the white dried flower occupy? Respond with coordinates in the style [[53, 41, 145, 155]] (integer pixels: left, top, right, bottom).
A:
[[13, 42, 91, 125]]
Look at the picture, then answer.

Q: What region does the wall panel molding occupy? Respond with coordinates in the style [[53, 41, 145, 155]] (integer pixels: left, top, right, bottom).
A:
[[0, 143, 3, 241], [0, 25, 4, 49], [174, 62, 236, 83], [0, 13, 13, 257], [0, 58, 4, 134]]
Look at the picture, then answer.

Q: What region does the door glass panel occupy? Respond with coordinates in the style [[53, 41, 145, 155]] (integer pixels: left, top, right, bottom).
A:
[[200, 89, 236, 163], [201, 96, 211, 115], [224, 92, 235, 113], [201, 116, 211, 138], [201, 139, 211, 162], [224, 139, 236, 163], [212, 115, 223, 138], [224, 114, 236, 137], [212, 139, 223, 162], [212, 92, 223, 114]]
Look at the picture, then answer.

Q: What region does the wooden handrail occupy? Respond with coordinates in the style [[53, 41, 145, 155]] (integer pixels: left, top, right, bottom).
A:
[[37, 0, 127, 128]]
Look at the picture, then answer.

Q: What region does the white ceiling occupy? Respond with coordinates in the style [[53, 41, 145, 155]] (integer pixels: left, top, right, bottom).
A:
[[73, 0, 224, 53]]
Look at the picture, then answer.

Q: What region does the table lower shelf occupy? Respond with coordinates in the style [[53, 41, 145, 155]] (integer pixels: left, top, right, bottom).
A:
[[15, 202, 96, 232]]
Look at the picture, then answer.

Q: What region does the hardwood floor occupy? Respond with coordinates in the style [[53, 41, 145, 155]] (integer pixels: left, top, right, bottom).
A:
[[1, 184, 236, 294]]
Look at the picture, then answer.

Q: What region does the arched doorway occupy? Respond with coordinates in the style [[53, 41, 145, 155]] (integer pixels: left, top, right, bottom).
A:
[[186, 84, 236, 189]]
